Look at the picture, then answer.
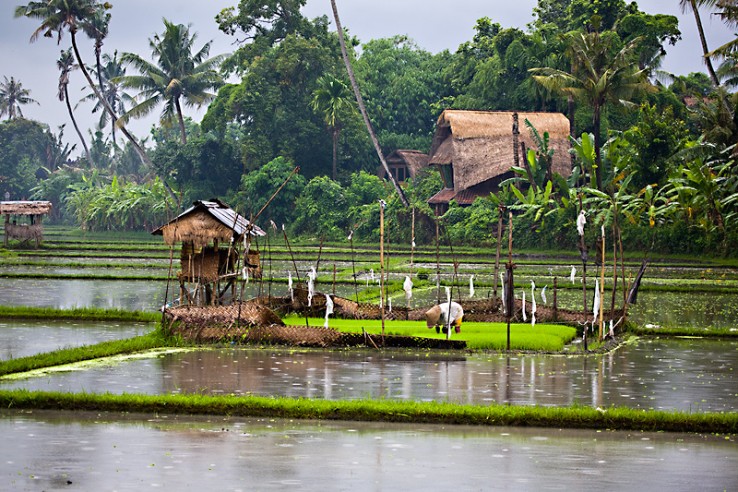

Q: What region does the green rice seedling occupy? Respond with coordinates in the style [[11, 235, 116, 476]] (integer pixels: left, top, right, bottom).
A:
[[281, 315, 576, 351]]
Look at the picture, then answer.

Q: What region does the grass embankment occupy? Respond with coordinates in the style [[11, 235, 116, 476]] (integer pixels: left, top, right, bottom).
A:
[[0, 390, 735, 434], [282, 315, 577, 351], [0, 328, 173, 377], [0, 306, 159, 322], [627, 325, 738, 338]]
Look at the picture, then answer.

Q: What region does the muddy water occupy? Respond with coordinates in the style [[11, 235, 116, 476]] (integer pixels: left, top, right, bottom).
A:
[[1, 410, 735, 492], [4, 339, 736, 412], [0, 320, 152, 360]]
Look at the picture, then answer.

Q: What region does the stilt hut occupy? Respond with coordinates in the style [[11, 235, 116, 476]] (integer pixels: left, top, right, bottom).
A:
[[152, 199, 266, 306], [0, 201, 52, 248]]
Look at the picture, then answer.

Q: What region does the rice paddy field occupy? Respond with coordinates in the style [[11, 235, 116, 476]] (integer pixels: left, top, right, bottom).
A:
[[1, 226, 737, 413]]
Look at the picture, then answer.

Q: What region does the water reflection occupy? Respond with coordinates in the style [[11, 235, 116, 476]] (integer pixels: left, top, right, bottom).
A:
[[1, 410, 736, 492], [4, 339, 736, 412], [0, 320, 152, 360]]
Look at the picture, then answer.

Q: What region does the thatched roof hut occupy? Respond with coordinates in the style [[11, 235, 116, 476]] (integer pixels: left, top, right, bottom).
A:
[[379, 149, 429, 183], [152, 198, 265, 247], [152, 199, 266, 306], [427, 110, 571, 212], [1, 200, 52, 247], [0, 201, 52, 216]]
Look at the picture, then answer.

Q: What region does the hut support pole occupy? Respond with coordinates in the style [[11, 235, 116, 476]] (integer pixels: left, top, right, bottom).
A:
[[3, 214, 8, 247]]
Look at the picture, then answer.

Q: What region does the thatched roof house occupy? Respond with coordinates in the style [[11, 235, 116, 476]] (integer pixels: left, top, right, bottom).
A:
[[1, 200, 52, 247], [152, 199, 266, 306], [379, 149, 429, 184], [152, 198, 265, 246], [427, 110, 571, 213]]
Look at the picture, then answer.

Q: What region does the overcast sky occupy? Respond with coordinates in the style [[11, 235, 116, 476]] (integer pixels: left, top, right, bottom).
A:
[[1, 0, 734, 157]]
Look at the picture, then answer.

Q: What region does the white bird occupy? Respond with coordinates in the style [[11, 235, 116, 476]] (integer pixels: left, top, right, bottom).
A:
[[541, 285, 547, 304], [403, 276, 413, 301], [307, 267, 316, 307], [500, 272, 506, 315], [570, 266, 576, 285], [577, 210, 586, 236], [469, 275, 475, 298], [288, 272, 294, 302], [522, 290, 527, 322], [531, 281, 537, 327], [324, 294, 334, 328], [593, 279, 600, 323]]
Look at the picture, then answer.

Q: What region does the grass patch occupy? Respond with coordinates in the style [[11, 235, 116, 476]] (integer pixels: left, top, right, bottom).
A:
[[0, 327, 177, 377], [627, 325, 738, 338], [0, 390, 735, 434], [0, 306, 160, 322], [282, 315, 577, 351]]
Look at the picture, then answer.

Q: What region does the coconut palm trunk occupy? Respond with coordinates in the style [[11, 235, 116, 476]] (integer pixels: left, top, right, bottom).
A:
[[63, 83, 91, 164], [329, 0, 409, 207], [175, 97, 187, 145], [69, 30, 177, 202], [685, 0, 721, 86]]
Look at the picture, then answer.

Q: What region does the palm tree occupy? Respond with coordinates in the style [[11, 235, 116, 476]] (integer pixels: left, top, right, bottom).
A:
[[310, 74, 356, 180], [329, 0, 409, 206], [57, 48, 92, 164], [530, 31, 653, 190], [80, 4, 110, 95], [117, 19, 226, 144], [679, 0, 721, 86], [0, 76, 38, 120], [80, 51, 134, 145], [15, 0, 177, 202]]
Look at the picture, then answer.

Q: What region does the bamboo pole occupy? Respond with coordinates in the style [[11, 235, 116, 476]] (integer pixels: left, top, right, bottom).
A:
[[599, 225, 605, 341], [379, 200, 386, 345], [410, 206, 416, 276], [493, 205, 504, 300], [506, 211, 514, 352]]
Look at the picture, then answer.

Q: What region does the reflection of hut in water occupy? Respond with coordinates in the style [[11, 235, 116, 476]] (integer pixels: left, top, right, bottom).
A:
[[0, 201, 52, 248], [152, 199, 266, 306]]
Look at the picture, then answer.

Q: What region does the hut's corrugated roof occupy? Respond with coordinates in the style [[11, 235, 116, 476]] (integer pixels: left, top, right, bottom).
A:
[[427, 188, 482, 206], [152, 199, 265, 246], [0, 201, 52, 215], [427, 110, 571, 195]]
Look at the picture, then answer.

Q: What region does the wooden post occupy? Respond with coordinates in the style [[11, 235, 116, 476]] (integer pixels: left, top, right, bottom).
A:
[[410, 206, 416, 276], [332, 263, 336, 296], [380, 200, 386, 345], [436, 216, 441, 304], [506, 211, 514, 352], [553, 276, 558, 321], [599, 225, 605, 341], [493, 205, 504, 300]]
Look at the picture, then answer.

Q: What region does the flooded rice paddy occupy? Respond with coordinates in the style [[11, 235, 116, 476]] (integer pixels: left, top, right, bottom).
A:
[[3, 338, 737, 413], [1, 410, 736, 492], [0, 320, 152, 360], [2, 275, 738, 330]]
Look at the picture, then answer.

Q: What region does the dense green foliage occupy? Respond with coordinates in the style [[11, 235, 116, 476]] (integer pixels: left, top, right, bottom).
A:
[[4, 0, 738, 254]]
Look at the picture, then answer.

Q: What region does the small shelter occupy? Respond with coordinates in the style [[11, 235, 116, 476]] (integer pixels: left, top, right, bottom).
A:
[[379, 149, 429, 184], [426, 110, 571, 214], [0, 201, 52, 247], [152, 199, 266, 306]]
